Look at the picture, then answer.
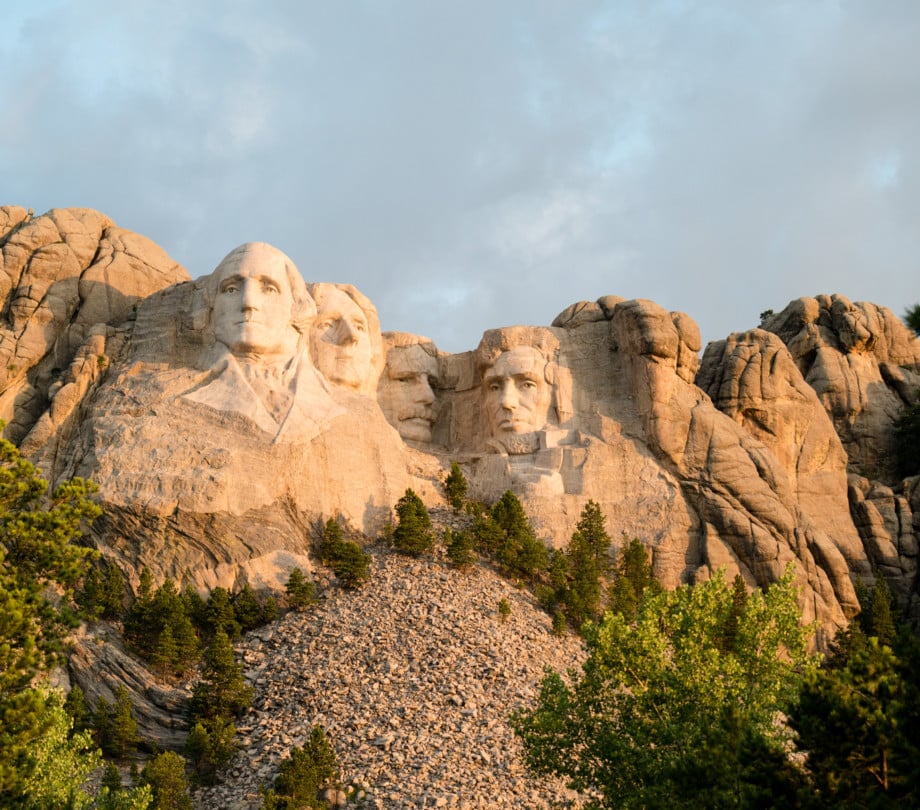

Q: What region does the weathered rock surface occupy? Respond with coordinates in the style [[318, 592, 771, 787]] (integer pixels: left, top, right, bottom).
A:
[[195, 549, 585, 810], [1, 206, 919, 661]]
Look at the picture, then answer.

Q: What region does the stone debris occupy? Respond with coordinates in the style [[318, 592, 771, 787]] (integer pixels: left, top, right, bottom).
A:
[[194, 549, 586, 809]]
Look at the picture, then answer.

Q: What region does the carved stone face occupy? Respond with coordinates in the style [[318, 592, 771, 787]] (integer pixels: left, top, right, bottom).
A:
[[212, 246, 299, 361], [378, 345, 439, 442], [482, 346, 552, 436], [312, 287, 374, 391]]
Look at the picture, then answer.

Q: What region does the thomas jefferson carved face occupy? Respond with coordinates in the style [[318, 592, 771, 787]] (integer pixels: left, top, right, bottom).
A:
[[311, 286, 375, 391], [211, 245, 299, 362], [482, 346, 552, 436], [378, 344, 439, 443]]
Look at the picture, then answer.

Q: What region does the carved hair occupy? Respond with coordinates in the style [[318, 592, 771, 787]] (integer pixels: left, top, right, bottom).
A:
[[475, 326, 559, 385], [382, 331, 438, 359], [203, 242, 315, 333]]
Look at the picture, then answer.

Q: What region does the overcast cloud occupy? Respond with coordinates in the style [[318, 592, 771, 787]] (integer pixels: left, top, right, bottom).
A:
[[2, 1, 918, 352]]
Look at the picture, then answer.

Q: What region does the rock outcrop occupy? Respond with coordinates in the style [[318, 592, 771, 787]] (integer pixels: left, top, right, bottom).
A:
[[3, 206, 920, 633]]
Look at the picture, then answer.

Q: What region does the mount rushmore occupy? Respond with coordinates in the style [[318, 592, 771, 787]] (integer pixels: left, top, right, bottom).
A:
[[2, 205, 919, 638]]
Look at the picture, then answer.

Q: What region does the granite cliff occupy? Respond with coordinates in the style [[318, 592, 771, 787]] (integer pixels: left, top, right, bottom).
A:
[[3, 206, 919, 636]]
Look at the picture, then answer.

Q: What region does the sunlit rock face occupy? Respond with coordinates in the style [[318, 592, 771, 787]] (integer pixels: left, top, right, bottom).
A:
[[3, 206, 920, 633]]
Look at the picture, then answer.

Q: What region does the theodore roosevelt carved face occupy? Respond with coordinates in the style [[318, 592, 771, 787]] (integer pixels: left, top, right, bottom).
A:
[[209, 243, 308, 362], [378, 341, 440, 443], [482, 345, 553, 436]]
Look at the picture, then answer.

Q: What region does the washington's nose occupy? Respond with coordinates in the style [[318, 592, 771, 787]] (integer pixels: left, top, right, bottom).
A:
[[240, 280, 260, 310]]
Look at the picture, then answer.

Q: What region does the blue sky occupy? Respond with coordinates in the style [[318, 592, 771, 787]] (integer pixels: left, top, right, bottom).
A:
[[3, 1, 918, 352]]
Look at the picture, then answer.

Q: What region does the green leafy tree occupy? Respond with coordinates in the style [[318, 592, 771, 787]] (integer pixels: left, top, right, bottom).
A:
[[498, 598, 511, 623], [443, 462, 468, 511], [470, 509, 504, 557], [607, 536, 661, 622], [141, 751, 192, 810], [0, 433, 100, 797], [392, 488, 435, 556], [18, 690, 101, 810], [444, 527, 475, 570], [190, 628, 253, 723], [903, 303, 920, 337], [125, 576, 200, 674], [284, 568, 316, 610], [261, 725, 339, 810], [512, 567, 815, 808]]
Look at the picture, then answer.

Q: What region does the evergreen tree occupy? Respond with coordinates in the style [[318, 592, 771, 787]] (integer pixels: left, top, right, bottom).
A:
[[470, 509, 504, 556], [489, 490, 547, 580], [107, 684, 140, 758], [186, 716, 237, 786], [498, 598, 511, 623], [64, 683, 92, 734], [721, 573, 749, 652], [573, 500, 612, 574], [284, 567, 315, 610], [203, 586, 241, 640], [262, 725, 339, 810], [0, 433, 100, 797], [232, 583, 265, 632], [190, 629, 253, 723], [443, 462, 468, 511], [444, 527, 475, 570], [141, 751, 192, 810], [392, 488, 435, 555], [904, 302, 920, 337], [894, 396, 920, 477], [607, 536, 660, 622], [318, 517, 371, 589]]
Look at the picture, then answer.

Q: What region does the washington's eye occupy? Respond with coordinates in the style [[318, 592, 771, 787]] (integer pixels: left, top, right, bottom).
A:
[[353, 320, 367, 332], [221, 283, 238, 294], [263, 283, 280, 294]]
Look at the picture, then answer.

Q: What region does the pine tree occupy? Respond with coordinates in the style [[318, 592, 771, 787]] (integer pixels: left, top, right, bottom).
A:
[[64, 683, 92, 734], [263, 725, 339, 809], [443, 462, 468, 511], [232, 584, 264, 632], [721, 573, 749, 652], [190, 629, 253, 723], [107, 684, 139, 758], [573, 500, 611, 574], [392, 488, 435, 555], [498, 598, 511, 623], [0, 434, 100, 797], [608, 536, 660, 622], [445, 527, 475, 570], [204, 586, 241, 639], [186, 716, 237, 785], [284, 567, 316, 610], [489, 490, 547, 580]]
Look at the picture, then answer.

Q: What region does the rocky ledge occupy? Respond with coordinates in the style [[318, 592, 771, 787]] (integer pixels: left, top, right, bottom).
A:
[[194, 549, 586, 809]]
